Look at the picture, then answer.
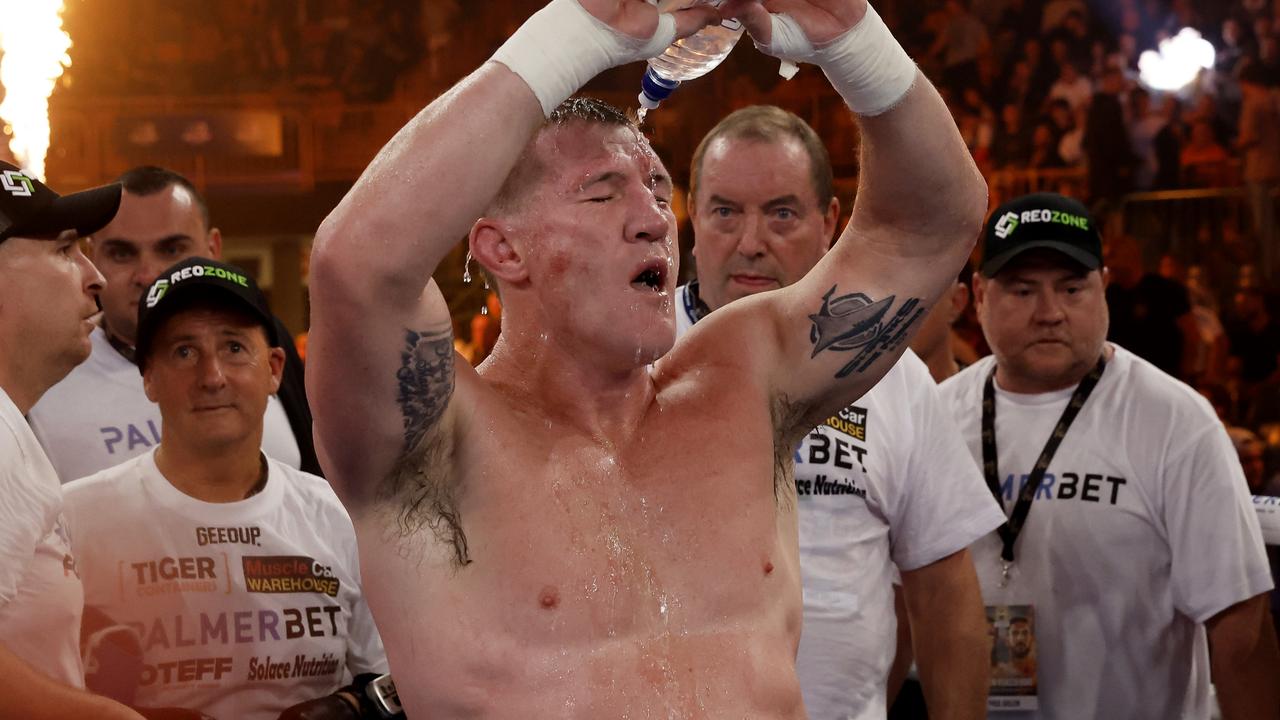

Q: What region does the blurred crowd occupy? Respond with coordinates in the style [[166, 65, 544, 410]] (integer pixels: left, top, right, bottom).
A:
[[62, 0, 425, 101], [900, 0, 1280, 199]]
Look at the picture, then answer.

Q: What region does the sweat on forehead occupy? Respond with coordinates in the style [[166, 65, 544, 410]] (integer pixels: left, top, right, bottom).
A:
[[487, 97, 654, 215]]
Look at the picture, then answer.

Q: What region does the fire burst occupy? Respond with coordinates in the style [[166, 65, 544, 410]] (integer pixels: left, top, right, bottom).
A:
[[0, 0, 71, 181]]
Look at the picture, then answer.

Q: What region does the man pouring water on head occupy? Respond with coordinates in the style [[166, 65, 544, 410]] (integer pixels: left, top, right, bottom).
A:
[[305, 0, 987, 716]]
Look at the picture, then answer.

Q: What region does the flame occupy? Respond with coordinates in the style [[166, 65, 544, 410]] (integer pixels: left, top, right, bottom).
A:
[[0, 0, 71, 181], [1138, 28, 1215, 93]]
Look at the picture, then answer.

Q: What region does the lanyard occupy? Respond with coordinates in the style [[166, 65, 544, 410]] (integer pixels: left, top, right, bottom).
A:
[[982, 355, 1106, 582]]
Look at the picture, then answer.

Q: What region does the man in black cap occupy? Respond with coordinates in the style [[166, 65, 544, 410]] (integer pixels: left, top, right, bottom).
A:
[[28, 165, 320, 484], [938, 192, 1280, 719], [62, 257, 391, 720], [0, 161, 144, 717]]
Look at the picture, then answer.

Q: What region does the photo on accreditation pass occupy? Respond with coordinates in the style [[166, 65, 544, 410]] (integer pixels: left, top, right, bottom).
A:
[[987, 604, 1038, 711]]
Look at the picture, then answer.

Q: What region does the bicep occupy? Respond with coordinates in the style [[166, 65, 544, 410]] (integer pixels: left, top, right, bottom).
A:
[[306, 274, 464, 506]]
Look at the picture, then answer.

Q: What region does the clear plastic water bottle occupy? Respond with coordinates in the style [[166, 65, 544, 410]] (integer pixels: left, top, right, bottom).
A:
[[638, 0, 745, 111]]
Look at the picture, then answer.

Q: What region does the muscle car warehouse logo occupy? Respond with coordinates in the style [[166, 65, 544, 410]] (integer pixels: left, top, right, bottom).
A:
[[243, 556, 340, 597], [822, 405, 867, 441]]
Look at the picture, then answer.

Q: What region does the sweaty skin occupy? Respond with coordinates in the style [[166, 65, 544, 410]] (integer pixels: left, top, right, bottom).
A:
[[354, 123, 807, 717], [308, 1, 985, 716]]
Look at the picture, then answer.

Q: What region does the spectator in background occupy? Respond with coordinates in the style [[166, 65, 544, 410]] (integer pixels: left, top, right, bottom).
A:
[[1153, 97, 1187, 189], [999, 59, 1041, 115], [1182, 263, 1231, 382], [929, 0, 990, 92], [1042, 0, 1087, 33], [1129, 87, 1169, 191], [1106, 233, 1199, 380], [1181, 119, 1233, 185], [1237, 64, 1280, 282], [1228, 426, 1279, 495], [1085, 68, 1135, 202], [1215, 17, 1248, 116], [1047, 60, 1094, 114], [1226, 287, 1280, 385], [909, 267, 973, 383], [993, 103, 1032, 169], [1029, 122, 1067, 169]]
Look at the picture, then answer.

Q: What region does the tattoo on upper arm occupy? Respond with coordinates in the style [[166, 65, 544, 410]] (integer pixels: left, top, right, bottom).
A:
[[388, 327, 472, 567], [396, 328, 455, 454], [807, 286, 925, 378]]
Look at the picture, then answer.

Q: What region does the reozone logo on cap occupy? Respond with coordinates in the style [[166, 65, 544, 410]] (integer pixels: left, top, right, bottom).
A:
[[145, 279, 170, 309], [146, 264, 251, 309], [994, 212, 1019, 239], [997, 208, 1090, 239], [0, 170, 34, 198]]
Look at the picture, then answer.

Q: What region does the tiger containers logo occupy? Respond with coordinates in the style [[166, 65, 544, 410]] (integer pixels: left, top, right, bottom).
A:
[[242, 556, 340, 598]]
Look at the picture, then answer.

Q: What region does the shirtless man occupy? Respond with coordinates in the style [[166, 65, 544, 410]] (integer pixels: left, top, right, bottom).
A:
[[306, 0, 986, 716]]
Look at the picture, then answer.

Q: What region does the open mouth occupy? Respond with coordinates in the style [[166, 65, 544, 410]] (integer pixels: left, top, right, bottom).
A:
[[630, 261, 668, 293]]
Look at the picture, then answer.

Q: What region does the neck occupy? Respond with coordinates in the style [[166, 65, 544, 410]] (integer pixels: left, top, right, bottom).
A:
[[994, 344, 1110, 395], [922, 349, 961, 383], [155, 437, 266, 503], [101, 318, 136, 351], [0, 358, 68, 415], [480, 331, 656, 444]]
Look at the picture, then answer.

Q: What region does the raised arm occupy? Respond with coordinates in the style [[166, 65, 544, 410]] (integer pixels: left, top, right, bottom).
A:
[[306, 1, 717, 502], [719, 0, 986, 436]]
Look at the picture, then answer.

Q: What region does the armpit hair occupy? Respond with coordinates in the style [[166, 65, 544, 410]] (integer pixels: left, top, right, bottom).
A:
[[770, 393, 805, 510], [384, 432, 471, 568]]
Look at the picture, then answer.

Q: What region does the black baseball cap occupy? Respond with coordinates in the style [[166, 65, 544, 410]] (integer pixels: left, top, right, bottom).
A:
[[0, 161, 122, 243], [135, 257, 280, 372], [979, 192, 1102, 277]]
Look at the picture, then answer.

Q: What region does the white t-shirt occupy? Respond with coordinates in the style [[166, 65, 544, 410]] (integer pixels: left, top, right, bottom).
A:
[[29, 327, 302, 483], [938, 345, 1273, 720], [676, 284, 1005, 720], [64, 450, 387, 719], [0, 388, 84, 687]]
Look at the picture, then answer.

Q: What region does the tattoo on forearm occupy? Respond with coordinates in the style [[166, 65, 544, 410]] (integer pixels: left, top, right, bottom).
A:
[[396, 328, 455, 454], [807, 286, 925, 378]]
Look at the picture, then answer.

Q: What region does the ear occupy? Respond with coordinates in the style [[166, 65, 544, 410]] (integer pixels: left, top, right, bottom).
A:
[[143, 368, 158, 403], [469, 218, 528, 285], [949, 281, 971, 321], [207, 227, 224, 259], [822, 196, 841, 252], [267, 346, 286, 394], [1100, 266, 1111, 288], [972, 272, 987, 315], [687, 189, 700, 261]]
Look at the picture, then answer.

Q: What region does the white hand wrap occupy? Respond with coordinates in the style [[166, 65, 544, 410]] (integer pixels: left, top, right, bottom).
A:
[[491, 0, 677, 117], [756, 4, 917, 116]]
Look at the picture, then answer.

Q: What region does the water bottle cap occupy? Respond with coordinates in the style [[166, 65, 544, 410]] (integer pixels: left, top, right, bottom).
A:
[[639, 66, 681, 110]]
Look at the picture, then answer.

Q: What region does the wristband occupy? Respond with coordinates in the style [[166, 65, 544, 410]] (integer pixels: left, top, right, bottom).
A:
[[491, 0, 676, 116], [756, 4, 916, 116]]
